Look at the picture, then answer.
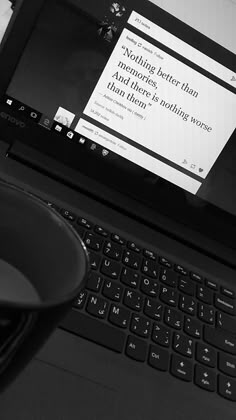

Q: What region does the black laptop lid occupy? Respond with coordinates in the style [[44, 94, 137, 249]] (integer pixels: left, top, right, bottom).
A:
[[0, 0, 235, 257]]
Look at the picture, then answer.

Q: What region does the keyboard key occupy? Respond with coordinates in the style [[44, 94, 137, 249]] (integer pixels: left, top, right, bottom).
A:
[[216, 312, 236, 335], [123, 289, 143, 311], [141, 259, 158, 278], [86, 295, 109, 319], [100, 258, 121, 279], [144, 298, 163, 321], [214, 294, 236, 316], [72, 290, 87, 310], [219, 352, 236, 377], [175, 264, 188, 276], [120, 268, 140, 288], [77, 217, 93, 229], [126, 335, 147, 362], [130, 314, 151, 338], [84, 232, 103, 252], [204, 326, 236, 355], [196, 343, 217, 367], [61, 311, 125, 353], [103, 241, 122, 260], [159, 256, 172, 268], [111, 233, 125, 245], [173, 333, 194, 358], [218, 375, 236, 401], [171, 355, 193, 381], [184, 317, 202, 339], [123, 250, 141, 270], [194, 364, 216, 392], [159, 285, 178, 307], [102, 280, 123, 302], [94, 225, 109, 237], [178, 278, 195, 296], [86, 272, 103, 292], [152, 323, 171, 347], [148, 345, 169, 371], [198, 303, 214, 324], [88, 251, 101, 270], [159, 268, 177, 287], [109, 304, 130, 328], [196, 285, 213, 305], [127, 241, 141, 253], [221, 287, 235, 299], [205, 279, 218, 291], [190, 272, 203, 283], [164, 307, 183, 330], [179, 294, 196, 316], [60, 208, 76, 222], [140, 277, 159, 297], [143, 249, 157, 261]]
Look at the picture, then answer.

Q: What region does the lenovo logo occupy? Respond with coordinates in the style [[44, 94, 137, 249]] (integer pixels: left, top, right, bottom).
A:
[[0, 112, 26, 128]]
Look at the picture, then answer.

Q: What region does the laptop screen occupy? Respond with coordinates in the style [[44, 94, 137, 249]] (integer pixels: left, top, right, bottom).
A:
[[2, 0, 236, 216]]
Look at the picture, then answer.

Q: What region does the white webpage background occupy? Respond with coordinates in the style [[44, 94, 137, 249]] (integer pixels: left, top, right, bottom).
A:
[[84, 28, 235, 178], [148, 0, 236, 54]]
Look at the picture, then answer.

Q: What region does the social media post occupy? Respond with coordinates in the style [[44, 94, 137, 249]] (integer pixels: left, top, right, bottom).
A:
[[83, 28, 236, 179], [75, 118, 202, 194]]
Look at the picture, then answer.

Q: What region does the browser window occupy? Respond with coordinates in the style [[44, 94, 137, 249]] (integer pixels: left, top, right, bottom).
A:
[[4, 0, 236, 204]]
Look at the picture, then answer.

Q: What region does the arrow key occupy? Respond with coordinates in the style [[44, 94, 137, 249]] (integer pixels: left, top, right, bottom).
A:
[[171, 354, 193, 382], [195, 364, 216, 392], [218, 375, 236, 401], [196, 342, 217, 367]]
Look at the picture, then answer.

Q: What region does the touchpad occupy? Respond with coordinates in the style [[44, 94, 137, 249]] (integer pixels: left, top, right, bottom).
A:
[[0, 358, 118, 420]]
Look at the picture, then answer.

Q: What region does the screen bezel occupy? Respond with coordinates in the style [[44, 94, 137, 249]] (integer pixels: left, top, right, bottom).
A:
[[0, 0, 235, 257]]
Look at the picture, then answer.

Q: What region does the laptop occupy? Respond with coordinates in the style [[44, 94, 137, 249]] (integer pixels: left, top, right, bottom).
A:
[[0, 0, 235, 418]]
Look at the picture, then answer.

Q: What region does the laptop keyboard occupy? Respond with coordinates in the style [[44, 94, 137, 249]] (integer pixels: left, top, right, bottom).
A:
[[46, 200, 236, 402]]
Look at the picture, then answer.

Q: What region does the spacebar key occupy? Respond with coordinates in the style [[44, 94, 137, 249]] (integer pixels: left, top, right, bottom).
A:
[[61, 310, 126, 353]]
